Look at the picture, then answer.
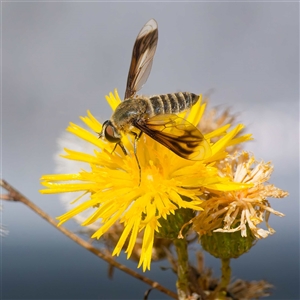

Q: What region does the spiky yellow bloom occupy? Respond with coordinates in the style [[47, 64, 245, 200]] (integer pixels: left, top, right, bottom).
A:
[[40, 89, 252, 271], [193, 152, 289, 239], [198, 100, 244, 155]]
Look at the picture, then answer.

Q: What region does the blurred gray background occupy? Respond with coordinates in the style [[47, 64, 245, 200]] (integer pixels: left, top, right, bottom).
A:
[[2, 2, 299, 299]]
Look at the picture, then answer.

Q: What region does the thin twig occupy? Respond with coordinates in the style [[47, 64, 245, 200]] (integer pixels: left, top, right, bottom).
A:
[[0, 178, 177, 299]]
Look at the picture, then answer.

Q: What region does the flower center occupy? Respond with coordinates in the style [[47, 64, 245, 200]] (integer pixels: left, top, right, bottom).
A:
[[146, 174, 154, 181], [141, 160, 163, 188]]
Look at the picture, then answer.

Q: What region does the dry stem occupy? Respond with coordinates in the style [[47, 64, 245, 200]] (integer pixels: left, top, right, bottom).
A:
[[0, 179, 177, 299]]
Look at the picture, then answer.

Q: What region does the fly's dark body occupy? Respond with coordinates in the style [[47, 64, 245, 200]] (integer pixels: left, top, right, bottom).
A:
[[111, 92, 199, 133], [148, 92, 199, 115]]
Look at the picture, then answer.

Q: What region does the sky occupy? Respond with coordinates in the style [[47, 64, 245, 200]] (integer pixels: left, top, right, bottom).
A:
[[2, 2, 299, 299]]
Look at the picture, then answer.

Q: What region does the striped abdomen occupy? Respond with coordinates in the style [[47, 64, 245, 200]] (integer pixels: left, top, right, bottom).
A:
[[148, 92, 199, 116]]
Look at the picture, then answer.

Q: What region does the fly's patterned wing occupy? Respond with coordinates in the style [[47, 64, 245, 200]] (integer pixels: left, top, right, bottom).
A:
[[134, 114, 211, 160], [125, 19, 158, 100]]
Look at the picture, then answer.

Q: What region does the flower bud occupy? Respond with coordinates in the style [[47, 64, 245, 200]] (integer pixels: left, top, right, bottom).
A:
[[156, 208, 195, 239], [200, 227, 256, 259]]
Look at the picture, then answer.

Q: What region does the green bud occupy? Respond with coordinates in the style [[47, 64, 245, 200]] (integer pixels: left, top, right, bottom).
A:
[[200, 226, 256, 259], [156, 207, 195, 239]]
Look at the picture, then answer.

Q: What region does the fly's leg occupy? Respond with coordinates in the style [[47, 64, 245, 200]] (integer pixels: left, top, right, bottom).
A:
[[115, 142, 127, 156], [131, 131, 143, 186]]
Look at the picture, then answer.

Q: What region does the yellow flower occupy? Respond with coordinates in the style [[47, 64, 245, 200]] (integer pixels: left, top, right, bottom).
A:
[[40, 89, 252, 271], [197, 98, 245, 155], [193, 151, 289, 239]]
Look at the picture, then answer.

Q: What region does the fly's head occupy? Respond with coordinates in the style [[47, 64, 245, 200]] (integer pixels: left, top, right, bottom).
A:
[[99, 120, 122, 144]]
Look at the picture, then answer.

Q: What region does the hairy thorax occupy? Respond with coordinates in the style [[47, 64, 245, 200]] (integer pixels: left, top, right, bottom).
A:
[[111, 97, 150, 133]]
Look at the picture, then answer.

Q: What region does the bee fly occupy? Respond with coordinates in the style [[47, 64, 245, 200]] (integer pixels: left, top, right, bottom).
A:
[[100, 19, 211, 184]]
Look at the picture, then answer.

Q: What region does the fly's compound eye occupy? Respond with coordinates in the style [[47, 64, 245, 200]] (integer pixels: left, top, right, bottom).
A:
[[101, 120, 121, 143]]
